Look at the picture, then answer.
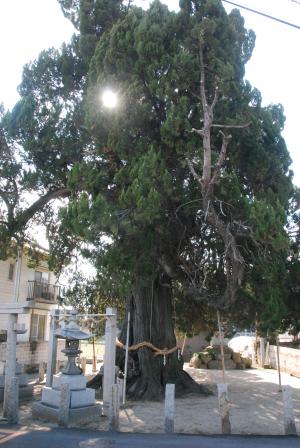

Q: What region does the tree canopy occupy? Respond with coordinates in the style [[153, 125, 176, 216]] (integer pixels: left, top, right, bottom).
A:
[[0, 0, 299, 397]]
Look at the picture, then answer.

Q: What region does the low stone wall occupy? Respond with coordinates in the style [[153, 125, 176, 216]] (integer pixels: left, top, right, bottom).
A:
[[0, 340, 65, 371], [178, 333, 209, 362], [269, 345, 300, 377]]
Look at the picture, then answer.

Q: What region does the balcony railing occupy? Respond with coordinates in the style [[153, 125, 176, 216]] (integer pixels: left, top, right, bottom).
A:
[[27, 281, 60, 303]]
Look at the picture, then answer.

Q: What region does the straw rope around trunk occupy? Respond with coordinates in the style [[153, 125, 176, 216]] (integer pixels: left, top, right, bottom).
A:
[[116, 338, 180, 357]]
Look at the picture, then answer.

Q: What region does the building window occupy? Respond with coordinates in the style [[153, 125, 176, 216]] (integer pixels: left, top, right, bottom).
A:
[[35, 270, 49, 283], [30, 314, 46, 341], [0, 331, 7, 343], [8, 263, 15, 281]]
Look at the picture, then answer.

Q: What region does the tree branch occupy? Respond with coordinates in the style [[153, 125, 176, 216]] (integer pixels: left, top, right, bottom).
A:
[[186, 158, 202, 187], [211, 122, 251, 129], [199, 45, 207, 113], [210, 131, 232, 186], [190, 128, 204, 137], [3, 188, 71, 239], [210, 85, 219, 112]]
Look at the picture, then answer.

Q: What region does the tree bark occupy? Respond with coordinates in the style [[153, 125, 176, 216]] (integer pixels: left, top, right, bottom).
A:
[[116, 276, 211, 400]]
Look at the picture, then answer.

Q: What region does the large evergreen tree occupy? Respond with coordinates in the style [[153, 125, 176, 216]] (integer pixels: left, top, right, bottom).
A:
[[0, 0, 295, 399]]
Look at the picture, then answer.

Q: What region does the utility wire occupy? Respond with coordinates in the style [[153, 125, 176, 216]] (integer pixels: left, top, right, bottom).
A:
[[222, 0, 300, 29]]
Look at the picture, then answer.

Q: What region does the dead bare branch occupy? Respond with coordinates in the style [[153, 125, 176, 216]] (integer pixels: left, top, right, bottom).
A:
[[186, 158, 202, 187], [211, 122, 251, 129]]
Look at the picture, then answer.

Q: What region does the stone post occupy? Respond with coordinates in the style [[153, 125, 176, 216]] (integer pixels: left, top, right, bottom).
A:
[[81, 357, 87, 375], [164, 383, 175, 434], [251, 339, 256, 367], [46, 309, 60, 387], [5, 377, 19, 424], [282, 386, 297, 435], [103, 307, 117, 415], [58, 383, 70, 427], [259, 337, 265, 367], [109, 383, 120, 432], [117, 377, 124, 404], [38, 362, 46, 383], [92, 337, 97, 373], [217, 383, 231, 434], [3, 313, 18, 419], [276, 336, 282, 391]]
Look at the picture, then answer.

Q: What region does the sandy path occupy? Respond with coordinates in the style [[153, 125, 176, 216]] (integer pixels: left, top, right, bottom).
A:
[[16, 364, 300, 435]]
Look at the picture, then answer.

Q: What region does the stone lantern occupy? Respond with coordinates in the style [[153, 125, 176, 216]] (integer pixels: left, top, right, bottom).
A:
[[33, 310, 101, 425], [55, 310, 92, 375]]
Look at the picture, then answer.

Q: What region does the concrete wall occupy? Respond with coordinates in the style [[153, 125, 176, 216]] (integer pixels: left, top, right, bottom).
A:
[[79, 341, 105, 362], [0, 339, 65, 370], [0, 258, 15, 303], [269, 345, 300, 377]]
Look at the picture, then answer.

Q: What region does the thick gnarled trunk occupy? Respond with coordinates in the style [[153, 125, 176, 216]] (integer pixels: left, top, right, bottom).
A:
[[116, 277, 210, 400]]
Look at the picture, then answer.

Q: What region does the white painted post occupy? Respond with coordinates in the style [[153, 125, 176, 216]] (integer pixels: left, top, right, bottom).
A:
[[3, 313, 18, 419], [38, 362, 46, 383], [282, 386, 297, 435], [217, 310, 226, 382], [109, 383, 120, 432], [92, 337, 97, 373], [58, 383, 70, 427], [259, 337, 265, 367], [264, 341, 271, 368], [164, 383, 175, 434], [276, 336, 282, 391], [181, 333, 187, 357], [103, 307, 117, 415], [123, 311, 130, 405], [251, 339, 256, 367], [217, 383, 231, 434], [46, 309, 60, 387]]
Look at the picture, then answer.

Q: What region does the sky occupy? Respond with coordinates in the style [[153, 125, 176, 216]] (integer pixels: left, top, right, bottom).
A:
[[0, 0, 299, 189]]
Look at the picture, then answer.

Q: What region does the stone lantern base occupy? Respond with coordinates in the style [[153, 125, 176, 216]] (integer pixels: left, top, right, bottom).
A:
[[32, 372, 101, 425]]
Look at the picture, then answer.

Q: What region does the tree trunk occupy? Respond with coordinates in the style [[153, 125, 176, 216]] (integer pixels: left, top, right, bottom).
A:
[[116, 276, 211, 400]]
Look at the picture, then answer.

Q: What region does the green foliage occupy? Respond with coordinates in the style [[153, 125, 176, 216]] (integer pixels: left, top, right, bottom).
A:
[[0, 0, 297, 335]]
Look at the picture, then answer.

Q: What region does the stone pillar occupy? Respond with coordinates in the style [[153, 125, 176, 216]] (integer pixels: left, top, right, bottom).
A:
[[81, 357, 87, 375], [282, 386, 297, 435], [46, 309, 60, 387], [5, 377, 19, 423], [3, 313, 18, 419], [92, 337, 97, 373], [109, 383, 120, 432], [103, 307, 117, 415], [117, 377, 124, 404], [259, 337, 265, 367], [38, 362, 46, 383], [58, 383, 70, 428], [164, 384, 175, 434], [217, 383, 231, 434], [276, 336, 282, 391], [251, 339, 256, 367]]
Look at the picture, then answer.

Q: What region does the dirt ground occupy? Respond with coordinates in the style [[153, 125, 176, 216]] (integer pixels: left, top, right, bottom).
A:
[[15, 364, 300, 435]]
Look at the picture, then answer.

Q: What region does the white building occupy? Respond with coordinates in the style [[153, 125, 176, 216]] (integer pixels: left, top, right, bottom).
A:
[[0, 245, 64, 369]]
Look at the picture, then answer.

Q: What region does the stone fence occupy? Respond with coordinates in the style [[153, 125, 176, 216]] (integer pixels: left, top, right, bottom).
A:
[[269, 345, 300, 377]]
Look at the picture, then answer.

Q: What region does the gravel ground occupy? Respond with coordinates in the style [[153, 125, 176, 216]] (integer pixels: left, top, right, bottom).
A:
[[9, 364, 300, 436]]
